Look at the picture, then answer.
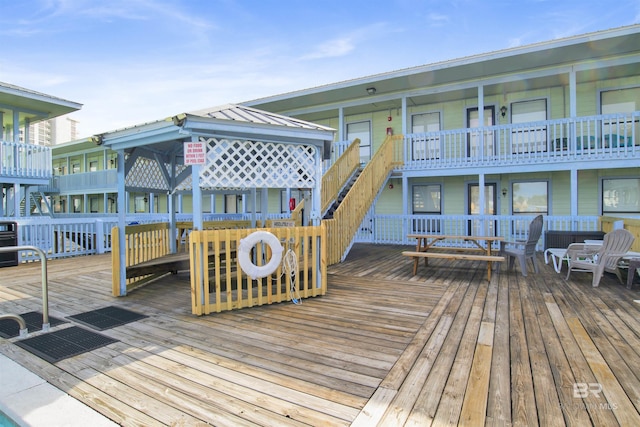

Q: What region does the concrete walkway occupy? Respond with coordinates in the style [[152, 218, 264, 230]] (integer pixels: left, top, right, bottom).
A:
[[0, 353, 117, 427]]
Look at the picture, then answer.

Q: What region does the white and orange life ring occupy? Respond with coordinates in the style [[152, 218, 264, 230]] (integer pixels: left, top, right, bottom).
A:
[[238, 231, 283, 280]]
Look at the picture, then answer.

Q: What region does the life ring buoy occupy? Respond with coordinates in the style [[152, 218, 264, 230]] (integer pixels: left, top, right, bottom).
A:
[[238, 231, 283, 280]]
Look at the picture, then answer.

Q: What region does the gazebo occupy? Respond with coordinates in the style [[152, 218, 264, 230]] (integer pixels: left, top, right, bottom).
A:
[[98, 104, 335, 313]]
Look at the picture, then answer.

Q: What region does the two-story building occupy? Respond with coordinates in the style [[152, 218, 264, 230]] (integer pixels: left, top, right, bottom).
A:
[[14, 24, 640, 260], [243, 24, 640, 246], [0, 82, 81, 218]]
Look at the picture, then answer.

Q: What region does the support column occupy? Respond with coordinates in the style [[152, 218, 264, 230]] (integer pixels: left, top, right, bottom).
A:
[[570, 168, 578, 226], [116, 149, 127, 295]]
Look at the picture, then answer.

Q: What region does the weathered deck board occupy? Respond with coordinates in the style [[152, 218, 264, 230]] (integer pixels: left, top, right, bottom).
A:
[[2, 243, 640, 425]]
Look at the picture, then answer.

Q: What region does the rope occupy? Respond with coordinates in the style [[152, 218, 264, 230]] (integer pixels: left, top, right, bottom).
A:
[[282, 248, 301, 304]]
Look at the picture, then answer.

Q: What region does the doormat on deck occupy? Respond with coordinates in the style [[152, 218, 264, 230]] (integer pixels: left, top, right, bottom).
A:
[[14, 326, 118, 364], [67, 306, 148, 331], [0, 311, 67, 339]]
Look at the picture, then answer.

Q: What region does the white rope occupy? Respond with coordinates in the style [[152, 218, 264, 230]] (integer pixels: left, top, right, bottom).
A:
[[282, 248, 301, 304]]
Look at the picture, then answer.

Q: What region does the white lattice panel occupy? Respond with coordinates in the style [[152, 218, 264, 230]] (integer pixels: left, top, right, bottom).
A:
[[125, 157, 169, 190], [200, 138, 317, 189]]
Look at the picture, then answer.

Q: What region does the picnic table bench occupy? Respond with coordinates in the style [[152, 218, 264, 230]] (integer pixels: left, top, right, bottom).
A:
[[403, 234, 505, 281], [126, 248, 236, 279]]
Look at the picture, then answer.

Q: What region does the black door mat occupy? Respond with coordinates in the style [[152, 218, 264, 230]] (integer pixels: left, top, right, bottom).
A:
[[0, 311, 67, 338], [14, 326, 118, 364], [67, 306, 147, 331]]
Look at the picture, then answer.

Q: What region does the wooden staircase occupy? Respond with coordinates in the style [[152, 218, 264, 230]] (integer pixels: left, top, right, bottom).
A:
[[322, 135, 404, 264], [322, 167, 362, 220]]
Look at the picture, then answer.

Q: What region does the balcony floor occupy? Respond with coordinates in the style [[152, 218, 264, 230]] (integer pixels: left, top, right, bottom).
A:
[[1, 244, 640, 426]]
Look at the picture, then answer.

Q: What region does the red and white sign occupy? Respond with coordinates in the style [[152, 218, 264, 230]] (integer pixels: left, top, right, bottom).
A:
[[184, 141, 207, 165]]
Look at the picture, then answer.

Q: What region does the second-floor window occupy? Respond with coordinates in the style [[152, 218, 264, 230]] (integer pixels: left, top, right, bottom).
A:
[[511, 99, 547, 153], [601, 87, 639, 147]]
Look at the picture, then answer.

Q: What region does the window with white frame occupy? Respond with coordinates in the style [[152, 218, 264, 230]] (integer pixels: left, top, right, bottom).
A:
[[511, 99, 547, 153], [346, 121, 371, 163], [72, 195, 83, 213], [134, 195, 147, 213], [412, 184, 441, 232], [512, 181, 548, 215], [411, 112, 441, 160], [602, 178, 640, 214], [601, 87, 639, 148]]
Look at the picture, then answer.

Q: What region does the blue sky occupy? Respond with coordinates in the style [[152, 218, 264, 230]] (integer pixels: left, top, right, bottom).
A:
[[2, 0, 639, 138]]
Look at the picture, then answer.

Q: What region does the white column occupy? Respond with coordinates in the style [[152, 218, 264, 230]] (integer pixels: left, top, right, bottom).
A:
[[570, 168, 578, 223], [402, 96, 407, 135], [116, 150, 127, 295]]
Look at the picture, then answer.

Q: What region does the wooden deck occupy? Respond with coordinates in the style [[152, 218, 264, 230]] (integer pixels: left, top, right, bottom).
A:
[[2, 243, 640, 426]]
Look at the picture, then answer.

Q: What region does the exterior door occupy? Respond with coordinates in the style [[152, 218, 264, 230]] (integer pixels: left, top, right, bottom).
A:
[[467, 107, 495, 158], [346, 121, 371, 164]]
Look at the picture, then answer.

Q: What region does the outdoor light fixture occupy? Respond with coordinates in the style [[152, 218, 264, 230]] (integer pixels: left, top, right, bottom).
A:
[[500, 106, 508, 118], [502, 188, 508, 197], [366, 87, 376, 95]]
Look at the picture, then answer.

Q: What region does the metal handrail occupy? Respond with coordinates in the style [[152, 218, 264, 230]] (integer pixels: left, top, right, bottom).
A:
[[0, 245, 49, 332], [0, 314, 28, 337]]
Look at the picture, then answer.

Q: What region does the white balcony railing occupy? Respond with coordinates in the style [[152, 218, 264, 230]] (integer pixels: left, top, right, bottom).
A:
[[0, 140, 52, 179], [403, 112, 639, 169], [55, 169, 118, 192]]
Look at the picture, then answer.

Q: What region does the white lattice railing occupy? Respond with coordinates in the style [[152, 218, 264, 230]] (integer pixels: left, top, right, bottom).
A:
[[201, 137, 318, 189]]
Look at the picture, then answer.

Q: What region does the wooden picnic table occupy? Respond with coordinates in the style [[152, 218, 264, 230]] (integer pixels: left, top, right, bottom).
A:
[[404, 234, 505, 281]]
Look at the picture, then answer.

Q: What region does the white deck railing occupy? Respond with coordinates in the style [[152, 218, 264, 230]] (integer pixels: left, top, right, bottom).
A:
[[3, 213, 625, 263], [355, 214, 603, 251], [0, 140, 52, 178], [403, 112, 639, 169]]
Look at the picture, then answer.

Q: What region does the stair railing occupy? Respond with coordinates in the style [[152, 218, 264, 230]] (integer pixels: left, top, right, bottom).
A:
[[321, 139, 361, 214], [323, 135, 404, 264]]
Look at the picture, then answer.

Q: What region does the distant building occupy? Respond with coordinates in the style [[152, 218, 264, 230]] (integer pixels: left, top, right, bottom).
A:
[[24, 116, 79, 146]]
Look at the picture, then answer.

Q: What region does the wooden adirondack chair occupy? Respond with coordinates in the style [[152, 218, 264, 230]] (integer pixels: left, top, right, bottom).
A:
[[565, 228, 635, 287], [500, 214, 544, 276]]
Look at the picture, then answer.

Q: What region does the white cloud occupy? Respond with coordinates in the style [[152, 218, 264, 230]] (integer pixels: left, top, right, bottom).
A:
[[300, 22, 392, 60], [427, 12, 449, 27], [301, 37, 355, 60]]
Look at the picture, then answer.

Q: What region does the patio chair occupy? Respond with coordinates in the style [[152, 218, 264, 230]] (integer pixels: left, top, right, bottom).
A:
[[565, 228, 635, 287], [500, 215, 544, 276]]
